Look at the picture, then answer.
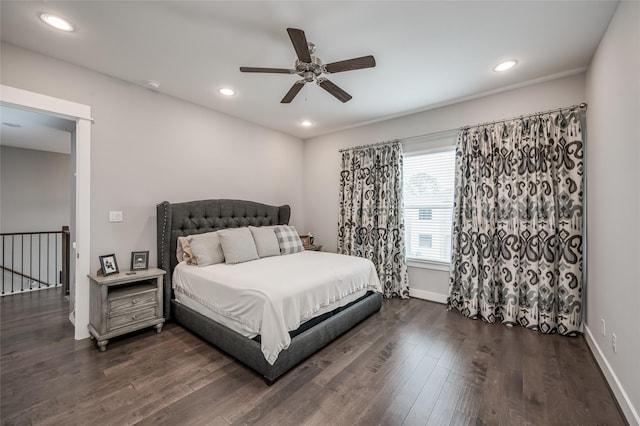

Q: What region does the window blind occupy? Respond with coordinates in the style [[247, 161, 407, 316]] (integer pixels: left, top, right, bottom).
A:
[[403, 148, 456, 263]]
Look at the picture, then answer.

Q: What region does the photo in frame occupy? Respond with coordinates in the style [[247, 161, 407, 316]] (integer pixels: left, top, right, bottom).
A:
[[99, 254, 119, 276], [299, 234, 311, 248], [130, 251, 149, 271]]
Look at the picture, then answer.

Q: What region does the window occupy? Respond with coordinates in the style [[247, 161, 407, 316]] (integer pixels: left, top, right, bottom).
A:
[[418, 234, 433, 248], [403, 148, 456, 264], [418, 208, 432, 220]]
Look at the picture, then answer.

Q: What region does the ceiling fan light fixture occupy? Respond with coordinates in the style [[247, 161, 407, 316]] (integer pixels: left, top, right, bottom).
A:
[[39, 13, 74, 32], [493, 60, 517, 72], [218, 87, 235, 96]]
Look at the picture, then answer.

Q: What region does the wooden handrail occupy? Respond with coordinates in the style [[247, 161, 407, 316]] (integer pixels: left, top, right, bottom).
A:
[[0, 265, 51, 287], [0, 231, 64, 236]]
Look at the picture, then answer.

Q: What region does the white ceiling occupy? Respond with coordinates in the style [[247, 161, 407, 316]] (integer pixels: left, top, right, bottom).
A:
[[0, 1, 618, 140], [0, 106, 73, 154]]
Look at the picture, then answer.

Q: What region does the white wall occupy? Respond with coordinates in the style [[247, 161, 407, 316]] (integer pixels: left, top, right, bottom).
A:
[[585, 1, 640, 423], [1, 146, 71, 233], [304, 74, 586, 299], [1, 146, 71, 294], [0, 43, 305, 276]]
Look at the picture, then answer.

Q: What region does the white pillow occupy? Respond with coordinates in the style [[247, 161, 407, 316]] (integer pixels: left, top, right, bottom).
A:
[[187, 231, 225, 266], [218, 228, 259, 264], [249, 226, 280, 258], [274, 225, 305, 255]]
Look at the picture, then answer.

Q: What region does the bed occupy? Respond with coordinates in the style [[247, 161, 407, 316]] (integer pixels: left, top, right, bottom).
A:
[[156, 199, 383, 383]]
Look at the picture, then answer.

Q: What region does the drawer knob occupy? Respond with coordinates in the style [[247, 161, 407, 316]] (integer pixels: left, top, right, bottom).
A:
[[132, 314, 137, 320]]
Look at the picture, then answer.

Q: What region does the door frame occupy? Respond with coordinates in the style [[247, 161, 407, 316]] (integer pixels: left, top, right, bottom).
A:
[[1, 84, 92, 339]]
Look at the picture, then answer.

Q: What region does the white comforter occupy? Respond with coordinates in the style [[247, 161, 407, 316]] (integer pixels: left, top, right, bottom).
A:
[[172, 250, 381, 365]]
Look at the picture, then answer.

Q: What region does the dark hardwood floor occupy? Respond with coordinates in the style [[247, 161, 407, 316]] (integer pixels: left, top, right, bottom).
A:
[[1, 288, 626, 426]]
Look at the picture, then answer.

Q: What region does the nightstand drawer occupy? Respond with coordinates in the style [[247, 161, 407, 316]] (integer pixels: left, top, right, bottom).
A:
[[108, 306, 157, 331], [108, 284, 157, 313]]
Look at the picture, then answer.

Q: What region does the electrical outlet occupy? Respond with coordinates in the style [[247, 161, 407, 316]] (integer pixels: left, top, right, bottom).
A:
[[612, 333, 617, 353], [601, 319, 606, 336]]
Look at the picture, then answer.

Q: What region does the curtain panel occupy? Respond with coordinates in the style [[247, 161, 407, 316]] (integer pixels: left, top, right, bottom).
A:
[[448, 109, 584, 335], [338, 141, 409, 298]]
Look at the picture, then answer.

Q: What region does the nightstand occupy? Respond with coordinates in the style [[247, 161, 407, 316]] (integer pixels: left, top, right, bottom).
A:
[[88, 268, 165, 351], [305, 245, 322, 251]]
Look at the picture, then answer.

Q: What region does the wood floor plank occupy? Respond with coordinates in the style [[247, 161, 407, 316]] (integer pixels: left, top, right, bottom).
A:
[[135, 363, 255, 426], [0, 289, 627, 426], [402, 364, 450, 425], [352, 302, 447, 425], [426, 380, 465, 426], [522, 330, 551, 425], [351, 343, 434, 425], [374, 348, 440, 425], [227, 364, 323, 425], [243, 370, 326, 425], [316, 338, 419, 426]]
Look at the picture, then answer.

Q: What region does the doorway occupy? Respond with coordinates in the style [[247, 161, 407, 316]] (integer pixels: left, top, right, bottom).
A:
[[1, 84, 92, 339], [1, 106, 73, 295]]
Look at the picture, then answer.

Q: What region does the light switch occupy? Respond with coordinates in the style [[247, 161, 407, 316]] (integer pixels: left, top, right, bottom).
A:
[[109, 211, 123, 222]]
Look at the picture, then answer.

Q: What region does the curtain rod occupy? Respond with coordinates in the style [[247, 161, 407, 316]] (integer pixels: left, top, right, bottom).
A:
[[461, 102, 588, 130], [338, 103, 588, 153], [338, 139, 399, 153]]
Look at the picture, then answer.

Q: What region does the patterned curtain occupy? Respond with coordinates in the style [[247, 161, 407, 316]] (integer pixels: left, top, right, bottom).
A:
[[338, 141, 409, 298], [448, 108, 584, 335]]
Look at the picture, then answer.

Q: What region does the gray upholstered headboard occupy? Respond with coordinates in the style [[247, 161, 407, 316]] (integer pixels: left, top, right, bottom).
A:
[[156, 199, 291, 319]]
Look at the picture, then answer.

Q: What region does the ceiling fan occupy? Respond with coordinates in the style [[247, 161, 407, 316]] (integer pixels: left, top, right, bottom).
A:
[[240, 28, 376, 103]]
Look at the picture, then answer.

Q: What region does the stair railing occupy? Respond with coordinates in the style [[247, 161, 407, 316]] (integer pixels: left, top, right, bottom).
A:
[[1, 226, 70, 295]]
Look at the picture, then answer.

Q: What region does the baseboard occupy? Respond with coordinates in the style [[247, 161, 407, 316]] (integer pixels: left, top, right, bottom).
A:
[[409, 288, 447, 304], [584, 325, 639, 426]]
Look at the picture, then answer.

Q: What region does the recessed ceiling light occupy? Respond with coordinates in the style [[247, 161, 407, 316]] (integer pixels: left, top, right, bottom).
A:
[[493, 60, 517, 72], [218, 88, 235, 96], [300, 120, 313, 127], [39, 13, 74, 32]]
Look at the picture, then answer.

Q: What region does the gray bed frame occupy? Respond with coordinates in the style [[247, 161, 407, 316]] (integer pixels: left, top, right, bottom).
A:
[[157, 199, 382, 384]]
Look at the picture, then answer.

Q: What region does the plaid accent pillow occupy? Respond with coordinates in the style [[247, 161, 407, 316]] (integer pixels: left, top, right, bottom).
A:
[[274, 225, 305, 255]]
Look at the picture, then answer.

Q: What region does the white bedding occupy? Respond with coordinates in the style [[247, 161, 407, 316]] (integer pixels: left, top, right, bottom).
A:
[[172, 250, 382, 365]]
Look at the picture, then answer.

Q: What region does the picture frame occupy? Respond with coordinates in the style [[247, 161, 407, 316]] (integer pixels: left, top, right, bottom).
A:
[[130, 250, 149, 271], [299, 234, 311, 248], [99, 254, 119, 276]]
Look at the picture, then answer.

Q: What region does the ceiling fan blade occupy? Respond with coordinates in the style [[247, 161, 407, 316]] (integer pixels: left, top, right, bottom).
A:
[[239, 67, 295, 74], [324, 55, 376, 73], [281, 81, 305, 103], [287, 28, 312, 63], [317, 78, 352, 103]]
